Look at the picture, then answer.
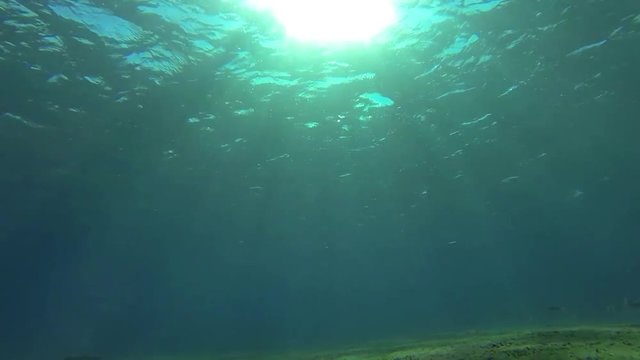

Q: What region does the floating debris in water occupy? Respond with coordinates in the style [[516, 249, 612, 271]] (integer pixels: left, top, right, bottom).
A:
[[572, 189, 584, 198], [461, 113, 492, 126], [501, 176, 520, 183], [566, 39, 607, 57], [47, 73, 69, 83], [1, 112, 44, 128], [624, 297, 640, 309], [436, 86, 476, 100], [266, 153, 290, 162], [234, 108, 255, 116], [83, 75, 105, 85]]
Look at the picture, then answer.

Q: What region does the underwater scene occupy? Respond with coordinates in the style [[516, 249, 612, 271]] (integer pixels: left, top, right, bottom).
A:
[[1, 0, 640, 359]]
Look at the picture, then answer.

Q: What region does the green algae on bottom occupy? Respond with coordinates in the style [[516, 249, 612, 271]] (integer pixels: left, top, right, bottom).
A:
[[261, 324, 640, 360], [116, 324, 640, 360], [318, 324, 640, 360]]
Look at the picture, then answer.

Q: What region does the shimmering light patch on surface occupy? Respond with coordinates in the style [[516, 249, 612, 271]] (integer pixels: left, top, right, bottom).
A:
[[359, 92, 394, 106], [393, 6, 450, 39], [3, 0, 626, 153], [250, 72, 299, 86], [48, 0, 144, 45], [138, 1, 245, 38], [439, 33, 479, 57], [125, 45, 188, 74], [39, 35, 65, 52], [72, 36, 95, 45], [248, 0, 398, 44], [192, 39, 215, 52], [463, 0, 507, 14], [355, 92, 395, 114], [302, 72, 376, 97], [3, 0, 38, 18]]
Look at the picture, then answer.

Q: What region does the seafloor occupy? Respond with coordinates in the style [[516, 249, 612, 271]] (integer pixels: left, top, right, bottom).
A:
[[111, 324, 640, 360]]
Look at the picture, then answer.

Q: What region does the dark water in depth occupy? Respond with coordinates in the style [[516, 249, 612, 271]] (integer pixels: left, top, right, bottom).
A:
[[1, 0, 640, 358]]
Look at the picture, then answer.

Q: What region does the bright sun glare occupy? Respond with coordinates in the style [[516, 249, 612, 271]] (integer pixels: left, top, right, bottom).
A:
[[249, 0, 398, 44]]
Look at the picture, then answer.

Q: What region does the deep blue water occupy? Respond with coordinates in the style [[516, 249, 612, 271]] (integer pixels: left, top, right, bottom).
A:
[[1, 0, 640, 358]]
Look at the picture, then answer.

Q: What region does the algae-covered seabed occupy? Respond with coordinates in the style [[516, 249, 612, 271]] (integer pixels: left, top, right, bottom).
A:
[[121, 324, 640, 360]]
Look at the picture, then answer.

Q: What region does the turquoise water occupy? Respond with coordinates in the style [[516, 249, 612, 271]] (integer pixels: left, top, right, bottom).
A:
[[1, 0, 640, 358]]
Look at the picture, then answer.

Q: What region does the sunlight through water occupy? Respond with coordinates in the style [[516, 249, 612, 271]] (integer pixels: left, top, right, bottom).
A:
[[248, 0, 398, 44]]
